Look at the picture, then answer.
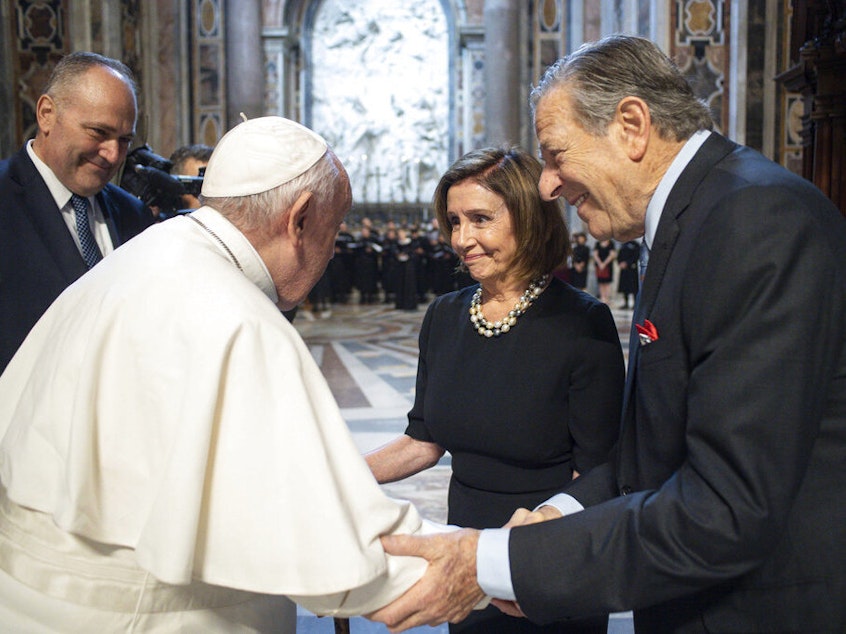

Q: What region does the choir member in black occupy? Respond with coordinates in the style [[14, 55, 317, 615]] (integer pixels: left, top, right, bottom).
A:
[[428, 233, 459, 296], [308, 270, 332, 316], [391, 228, 419, 311], [354, 225, 382, 304], [616, 239, 640, 309], [330, 222, 355, 303], [569, 232, 590, 290], [361, 216, 379, 239], [380, 226, 399, 304], [366, 147, 624, 633], [411, 225, 431, 303]]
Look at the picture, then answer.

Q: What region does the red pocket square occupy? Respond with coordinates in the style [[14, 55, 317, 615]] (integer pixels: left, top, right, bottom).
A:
[[636, 319, 659, 345]]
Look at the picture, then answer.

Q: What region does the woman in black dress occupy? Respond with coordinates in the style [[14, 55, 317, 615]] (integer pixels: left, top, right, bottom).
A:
[[593, 239, 616, 304], [569, 232, 590, 290], [616, 239, 640, 309], [366, 147, 624, 633]]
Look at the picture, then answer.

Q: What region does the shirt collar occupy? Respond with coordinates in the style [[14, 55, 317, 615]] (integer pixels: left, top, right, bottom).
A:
[[188, 206, 278, 303], [643, 129, 711, 249], [26, 139, 78, 209]]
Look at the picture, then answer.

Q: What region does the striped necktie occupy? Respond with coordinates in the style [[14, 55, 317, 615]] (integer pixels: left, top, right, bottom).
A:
[[638, 240, 650, 284], [70, 194, 103, 268]]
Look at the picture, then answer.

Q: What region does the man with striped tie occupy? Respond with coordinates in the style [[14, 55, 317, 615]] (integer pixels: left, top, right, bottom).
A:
[[0, 51, 153, 373]]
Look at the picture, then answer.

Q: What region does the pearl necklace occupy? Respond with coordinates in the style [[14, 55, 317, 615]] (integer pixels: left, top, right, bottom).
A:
[[469, 275, 549, 337]]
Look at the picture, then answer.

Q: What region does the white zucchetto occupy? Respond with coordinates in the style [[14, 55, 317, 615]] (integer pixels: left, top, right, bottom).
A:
[[201, 116, 328, 197]]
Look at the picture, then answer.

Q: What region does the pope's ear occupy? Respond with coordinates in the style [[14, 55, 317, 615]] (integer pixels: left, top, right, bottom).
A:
[[285, 191, 314, 245]]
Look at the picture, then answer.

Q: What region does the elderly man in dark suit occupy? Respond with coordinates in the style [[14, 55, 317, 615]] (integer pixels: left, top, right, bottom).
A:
[[370, 35, 846, 633], [0, 52, 153, 373]]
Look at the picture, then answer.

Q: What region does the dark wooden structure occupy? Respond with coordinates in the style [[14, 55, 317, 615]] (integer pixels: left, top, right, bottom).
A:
[[776, 1, 846, 216]]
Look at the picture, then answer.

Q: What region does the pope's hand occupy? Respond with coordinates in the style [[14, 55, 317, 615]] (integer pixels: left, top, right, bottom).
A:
[[503, 505, 562, 528], [366, 529, 484, 633]]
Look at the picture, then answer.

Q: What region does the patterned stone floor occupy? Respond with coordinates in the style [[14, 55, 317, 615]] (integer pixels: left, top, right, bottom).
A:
[[292, 296, 635, 633]]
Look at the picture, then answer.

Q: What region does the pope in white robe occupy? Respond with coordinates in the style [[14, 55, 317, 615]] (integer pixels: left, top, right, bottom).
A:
[[0, 117, 437, 632]]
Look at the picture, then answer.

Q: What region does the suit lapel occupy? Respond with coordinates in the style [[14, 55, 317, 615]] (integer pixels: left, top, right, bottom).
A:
[[11, 148, 87, 283], [622, 134, 738, 423], [97, 187, 122, 247], [623, 217, 681, 413]]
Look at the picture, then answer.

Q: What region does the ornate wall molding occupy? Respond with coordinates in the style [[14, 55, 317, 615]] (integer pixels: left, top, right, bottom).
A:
[[194, 0, 224, 145], [672, 0, 729, 133]]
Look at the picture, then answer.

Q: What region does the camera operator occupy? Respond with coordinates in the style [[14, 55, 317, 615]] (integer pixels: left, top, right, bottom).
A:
[[170, 143, 213, 210], [120, 144, 206, 221], [0, 51, 154, 374]]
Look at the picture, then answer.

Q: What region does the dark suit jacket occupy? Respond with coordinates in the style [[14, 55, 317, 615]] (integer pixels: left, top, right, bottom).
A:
[[509, 134, 846, 632], [0, 145, 154, 372]]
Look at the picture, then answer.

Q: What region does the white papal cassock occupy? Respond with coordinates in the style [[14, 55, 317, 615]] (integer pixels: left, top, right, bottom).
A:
[[0, 207, 431, 632]]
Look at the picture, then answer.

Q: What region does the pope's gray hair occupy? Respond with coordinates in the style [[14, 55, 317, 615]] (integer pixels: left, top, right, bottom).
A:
[[201, 150, 340, 234], [530, 34, 713, 141]]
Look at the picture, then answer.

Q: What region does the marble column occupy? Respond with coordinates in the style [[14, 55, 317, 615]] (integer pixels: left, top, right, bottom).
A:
[[225, 0, 265, 128], [483, 0, 522, 146]]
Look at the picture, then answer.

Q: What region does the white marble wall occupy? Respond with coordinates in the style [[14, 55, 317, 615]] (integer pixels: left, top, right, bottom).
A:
[[310, 0, 449, 205]]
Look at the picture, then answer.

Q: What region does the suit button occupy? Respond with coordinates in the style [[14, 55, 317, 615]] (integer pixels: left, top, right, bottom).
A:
[[620, 485, 633, 495]]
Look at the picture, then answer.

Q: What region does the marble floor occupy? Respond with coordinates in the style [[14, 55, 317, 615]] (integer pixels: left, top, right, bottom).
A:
[[292, 295, 635, 633]]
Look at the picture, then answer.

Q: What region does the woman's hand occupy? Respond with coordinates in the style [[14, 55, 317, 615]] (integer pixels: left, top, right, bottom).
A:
[[502, 505, 562, 528]]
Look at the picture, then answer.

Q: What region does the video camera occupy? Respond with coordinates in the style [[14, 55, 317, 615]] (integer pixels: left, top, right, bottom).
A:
[[120, 144, 204, 219]]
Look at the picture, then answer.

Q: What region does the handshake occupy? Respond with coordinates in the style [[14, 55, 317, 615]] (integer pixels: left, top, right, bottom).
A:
[[367, 505, 562, 633]]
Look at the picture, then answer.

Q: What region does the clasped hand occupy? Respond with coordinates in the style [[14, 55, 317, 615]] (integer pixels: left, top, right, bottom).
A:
[[367, 505, 561, 632]]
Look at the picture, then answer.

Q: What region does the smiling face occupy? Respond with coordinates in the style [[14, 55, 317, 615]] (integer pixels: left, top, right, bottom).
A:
[[535, 86, 645, 242], [33, 65, 137, 197], [447, 179, 519, 290]]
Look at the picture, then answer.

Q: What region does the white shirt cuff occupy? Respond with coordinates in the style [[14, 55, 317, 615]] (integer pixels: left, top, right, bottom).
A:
[[536, 493, 584, 517], [475, 496, 583, 602], [419, 518, 460, 534], [476, 528, 515, 600]]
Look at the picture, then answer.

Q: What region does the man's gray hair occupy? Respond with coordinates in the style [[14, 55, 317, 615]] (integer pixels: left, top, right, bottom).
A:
[[45, 51, 138, 103], [530, 34, 713, 141], [201, 150, 340, 235]]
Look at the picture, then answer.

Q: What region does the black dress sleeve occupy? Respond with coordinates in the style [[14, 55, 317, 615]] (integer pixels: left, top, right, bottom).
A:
[[405, 298, 436, 442], [567, 300, 625, 473]]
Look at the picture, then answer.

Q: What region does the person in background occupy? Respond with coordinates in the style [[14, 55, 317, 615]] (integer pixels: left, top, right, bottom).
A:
[[366, 146, 624, 634], [0, 51, 153, 374], [0, 116, 437, 632], [330, 221, 355, 304], [428, 232, 459, 296], [411, 225, 431, 303], [169, 142, 214, 210], [592, 238, 615, 303], [361, 215, 380, 239], [568, 232, 590, 291], [616, 239, 639, 309], [391, 227, 419, 310], [354, 225, 382, 304], [368, 34, 846, 634], [381, 225, 399, 303]]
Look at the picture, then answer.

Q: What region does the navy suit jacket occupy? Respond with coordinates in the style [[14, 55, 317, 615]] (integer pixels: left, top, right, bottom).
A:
[[0, 145, 154, 372], [509, 134, 846, 632]]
